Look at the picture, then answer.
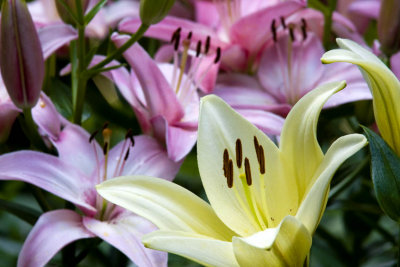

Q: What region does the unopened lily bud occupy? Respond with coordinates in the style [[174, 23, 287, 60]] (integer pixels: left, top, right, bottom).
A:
[[0, 0, 44, 109], [378, 0, 400, 56], [140, 0, 175, 26], [55, 0, 89, 25]]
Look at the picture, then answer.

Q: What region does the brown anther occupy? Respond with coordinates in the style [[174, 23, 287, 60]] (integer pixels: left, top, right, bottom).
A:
[[244, 158, 252, 186], [214, 47, 221, 64], [187, 31, 192, 40], [170, 28, 179, 43], [89, 129, 99, 143], [289, 27, 295, 42], [235, 139, 243, 168], [125, 129, 135, 146], [258, 145, 265, 174], [271, 19, 277, 42], [280, 16, 287, 29], [103, 142, 109, 155], [196, 41, 202, 57], [174, 33, 181, 51], [301, 18, 307, 30], [124, 147, 130, 161], [301, 20, 307, 40], [223, 148, 229, 177], [205, 36, 211, 54], [253, 136, 260, 153], [102, 121, 109, 130], [227, 159, 234, 188]]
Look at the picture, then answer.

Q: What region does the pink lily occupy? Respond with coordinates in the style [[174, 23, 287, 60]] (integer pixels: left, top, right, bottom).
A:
[[111, 33, 205, 162], [0, 98, 181, 266], [0, 76, 19, 142], [214, 31, 371, 133], [119, 0, 304, 72]]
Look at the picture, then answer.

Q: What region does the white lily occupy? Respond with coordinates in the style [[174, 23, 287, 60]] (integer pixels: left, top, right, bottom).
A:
[[322, 38, 400, 155], [97, 81, 367, 266]]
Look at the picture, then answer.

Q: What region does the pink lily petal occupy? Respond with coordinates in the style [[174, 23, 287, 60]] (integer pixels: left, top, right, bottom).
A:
[[229, 1, 304, 56], [119, 16, 226, 50], [194, 55, 220, 93], [112, 34, 184, 123], [83, 214, 167, 267], [32, 93, 61, 140], [106, 135, 181, 181], [220, 44, 248, 72], [151, 115, 196, 162], [0, 101, 19, 142], [348, 0, 381, 19], [154, 44, 175, 62], [52, 124, 102, 181], [322, 63, 372, 107], [18, 210, 94, 267], [104, 0, 140, 28], [258, 33, 324, 104], [0, 151, 97, 214], [38, 24, 78, 59], [194, 1, 220, 29], [391, 52, 400, 80], [236, 109, 285, 136]]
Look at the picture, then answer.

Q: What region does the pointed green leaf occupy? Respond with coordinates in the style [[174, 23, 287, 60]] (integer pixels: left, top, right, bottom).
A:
[[363, 126, 400, 222]]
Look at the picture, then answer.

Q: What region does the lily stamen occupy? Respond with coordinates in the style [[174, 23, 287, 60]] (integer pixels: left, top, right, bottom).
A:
[[235, 138, 243, 168]]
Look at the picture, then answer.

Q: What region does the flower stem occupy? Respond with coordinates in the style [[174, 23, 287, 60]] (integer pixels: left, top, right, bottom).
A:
[[72, 24, 88, 125], [86, 23, 150, 77]]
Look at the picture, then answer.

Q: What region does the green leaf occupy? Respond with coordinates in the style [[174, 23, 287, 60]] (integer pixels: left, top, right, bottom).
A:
[[0, 198, 40, 225], [363, 126, 400, 222], [84, 0, 107, 25]]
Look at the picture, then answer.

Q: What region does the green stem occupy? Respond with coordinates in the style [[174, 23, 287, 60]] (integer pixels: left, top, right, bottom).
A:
[[398, 224, 400, 267], [329, 157, 369, 199], [86, 23, 150, 77], [322, 0, 336, 49], [72, 25, 88, 125]]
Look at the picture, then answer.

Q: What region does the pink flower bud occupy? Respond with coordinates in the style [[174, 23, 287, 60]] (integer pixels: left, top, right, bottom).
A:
[[378, 0, 400, 56], [0, 0, 44, 109]]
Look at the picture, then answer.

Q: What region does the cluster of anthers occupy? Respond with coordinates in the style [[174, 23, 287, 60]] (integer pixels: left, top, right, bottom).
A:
[[170, 27, 221, 95], [222, 136, 266, 188], [271, 17, 308, 43], [89, 123, 136, 220]]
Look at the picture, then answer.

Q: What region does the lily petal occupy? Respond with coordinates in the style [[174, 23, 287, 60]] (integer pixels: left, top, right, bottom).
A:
[[52, 123, 102, 180], [232, 215, 311, 267], [83, 214, 167, 267], [112, 34, 184, 123], [322, 38, 400, 155], [32, 93, 61, 140], [280, 81, 346, 199], [296, 134, 367, 233], [38, 24, 77, 60], [198, 95, 282, 235], [0, 151, 97, 214], [143, 230, 238, 267], [96, 175, 235, 240], [229, 1, 303, 56], [18, 210, 94, 267], [106, 135, 181, 181]]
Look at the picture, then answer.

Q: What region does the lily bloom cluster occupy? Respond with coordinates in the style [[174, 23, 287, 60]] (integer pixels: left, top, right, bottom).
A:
[[0, 0, 400, 266]]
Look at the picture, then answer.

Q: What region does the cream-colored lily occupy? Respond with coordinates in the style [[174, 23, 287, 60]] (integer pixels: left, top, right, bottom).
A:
[[96, 81, 367, 267], [322, 39, 400, 156]]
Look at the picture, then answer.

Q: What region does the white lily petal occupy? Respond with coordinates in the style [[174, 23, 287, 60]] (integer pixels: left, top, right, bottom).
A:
[[322, 38, 400, 154], [280, 81, 346, 200], [296, 134, 367, 233], [198, 95, 283, 235], [143, 230, 238, 267], [96, 176, 234, 240], [232, 216, 312, 267]]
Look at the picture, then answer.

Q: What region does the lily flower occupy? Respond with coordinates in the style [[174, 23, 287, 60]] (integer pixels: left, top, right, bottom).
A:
[[97, 81, 367, 266], [111, 33, 219, 162], [322, 38, 400, 156], [119, 0, 304, 72], [214, 30, 371, 134], [0, 110, 181, 266]]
